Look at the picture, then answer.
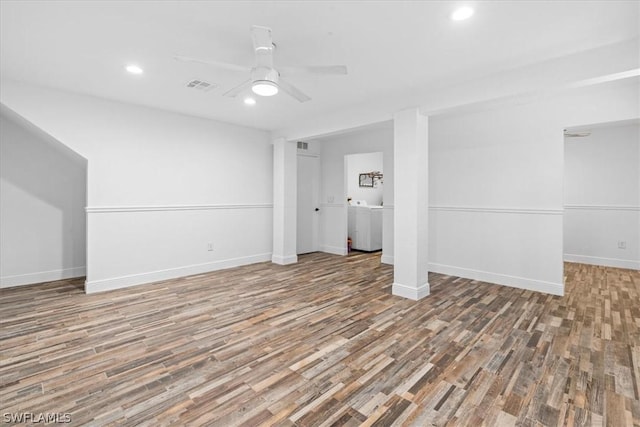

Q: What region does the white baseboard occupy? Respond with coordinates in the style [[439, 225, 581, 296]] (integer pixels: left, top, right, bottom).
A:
[[85, 253, 271, 293], [271, 254, 298, 265], [428, 262, 564, 296], [564, 254, 639, 270], [380, 254, 394, 265], [392, 282, 430, 300], [321, 245, 348, 256], [1, 267, 86, 288]]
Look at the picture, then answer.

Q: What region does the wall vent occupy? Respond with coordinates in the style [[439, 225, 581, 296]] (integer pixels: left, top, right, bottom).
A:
[[297, 141, 308, 150], [186, 79, 217, 92]]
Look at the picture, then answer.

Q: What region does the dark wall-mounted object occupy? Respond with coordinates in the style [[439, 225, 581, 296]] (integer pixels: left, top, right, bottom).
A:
[[359, 173, 374, 187], [359, 171, 383, 187]]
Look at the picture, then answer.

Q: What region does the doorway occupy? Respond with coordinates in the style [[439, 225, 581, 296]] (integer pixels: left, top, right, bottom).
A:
[[345, 152, 384, 254], [563, 119, 639, 271], [0, 108, 87, 290]]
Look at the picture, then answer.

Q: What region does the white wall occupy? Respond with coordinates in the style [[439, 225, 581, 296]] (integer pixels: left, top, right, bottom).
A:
[[1, 110, 87, 287], [564, 122, 639, 269], [428, 79, 639, 295], [1, 81, 273, 292], [346, 152, 383, 206], [315, 124, 394, 261]]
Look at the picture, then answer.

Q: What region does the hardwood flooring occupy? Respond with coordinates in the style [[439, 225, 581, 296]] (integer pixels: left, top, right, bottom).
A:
[[1, 253, 639, 426]]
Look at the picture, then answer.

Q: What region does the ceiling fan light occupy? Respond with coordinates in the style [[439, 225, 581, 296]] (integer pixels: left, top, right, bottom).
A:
[[252, 81, 278, 97]]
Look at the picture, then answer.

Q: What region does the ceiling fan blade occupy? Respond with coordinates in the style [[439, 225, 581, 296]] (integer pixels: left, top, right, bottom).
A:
[[251, 25, 273, 52], [278, 78, 311, 103], [280, 65, 348, 76], [173, 55, 249, 72], [223, 79, 252, 97]]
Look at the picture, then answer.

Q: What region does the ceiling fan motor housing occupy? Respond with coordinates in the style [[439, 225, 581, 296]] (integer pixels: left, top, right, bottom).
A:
[[251, 67, 279, 85]]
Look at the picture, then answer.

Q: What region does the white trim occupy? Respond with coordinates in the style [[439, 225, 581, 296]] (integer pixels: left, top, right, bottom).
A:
[[564, 254, 640, 270], [429, 206, 563, 215], [86, 204, 273, 213], [563, 205, 640, 212], [392, 282, 430, 300], [271, 254, 298, 265], [320, 203, 393, 209], [1, 267, 86, 288], [321, 245, 348, 256], [428, 262, 564, 296], [85, 254, 271, 293], [380, 254, 394, 265]]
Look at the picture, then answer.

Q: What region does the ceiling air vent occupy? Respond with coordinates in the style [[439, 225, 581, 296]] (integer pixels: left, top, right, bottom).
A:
[[297, 141, 308, 150], [563, 130, 591, 138], [185, 79, 217, 92]]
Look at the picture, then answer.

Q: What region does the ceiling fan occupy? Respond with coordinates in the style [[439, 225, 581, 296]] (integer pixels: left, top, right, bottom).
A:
[[175, 25, 347, 103]]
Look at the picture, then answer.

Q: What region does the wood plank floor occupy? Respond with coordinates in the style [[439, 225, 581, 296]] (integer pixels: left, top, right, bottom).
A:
[[1, 253, 639, 426]]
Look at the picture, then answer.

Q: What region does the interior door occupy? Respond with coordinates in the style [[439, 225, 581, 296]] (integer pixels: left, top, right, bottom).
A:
[[297, 154, 320, 254]]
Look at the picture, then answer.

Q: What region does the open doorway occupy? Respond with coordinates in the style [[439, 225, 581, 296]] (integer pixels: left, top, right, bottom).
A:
[[0, 106, 87, 291], [345, 152, 384, 255], [299, 121, 393, 260], [563, 119, 639, 271]]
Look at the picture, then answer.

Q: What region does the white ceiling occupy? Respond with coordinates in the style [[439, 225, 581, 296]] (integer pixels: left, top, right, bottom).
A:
[[1, 1, 638, 134]]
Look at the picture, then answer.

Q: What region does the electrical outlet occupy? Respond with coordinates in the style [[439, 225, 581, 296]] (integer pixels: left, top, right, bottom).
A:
[[618, 241, 626, 249], [207, 242, 214, 251]]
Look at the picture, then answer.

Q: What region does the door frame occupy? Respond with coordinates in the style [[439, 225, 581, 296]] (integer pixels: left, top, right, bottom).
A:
[[343, 151, 385, 255]]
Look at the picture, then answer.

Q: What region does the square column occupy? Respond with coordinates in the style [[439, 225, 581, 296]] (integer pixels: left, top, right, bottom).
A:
[[393, 108, 429, 300], [272, 138, 298, 265]]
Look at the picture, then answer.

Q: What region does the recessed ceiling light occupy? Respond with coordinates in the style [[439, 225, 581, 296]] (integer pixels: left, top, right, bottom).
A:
[[125, 64, 144, 75], [252, 81, 278, 97], [244, 97, 256, 105], [451, 6, 474, 21]]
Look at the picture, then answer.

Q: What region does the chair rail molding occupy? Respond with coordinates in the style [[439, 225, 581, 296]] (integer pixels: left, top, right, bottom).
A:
[[86, 203, 273, 213]]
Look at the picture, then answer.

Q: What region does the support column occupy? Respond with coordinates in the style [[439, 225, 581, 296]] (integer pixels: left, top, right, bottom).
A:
[[272, 137, 298, 265], [393, 108, 429, 300]]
